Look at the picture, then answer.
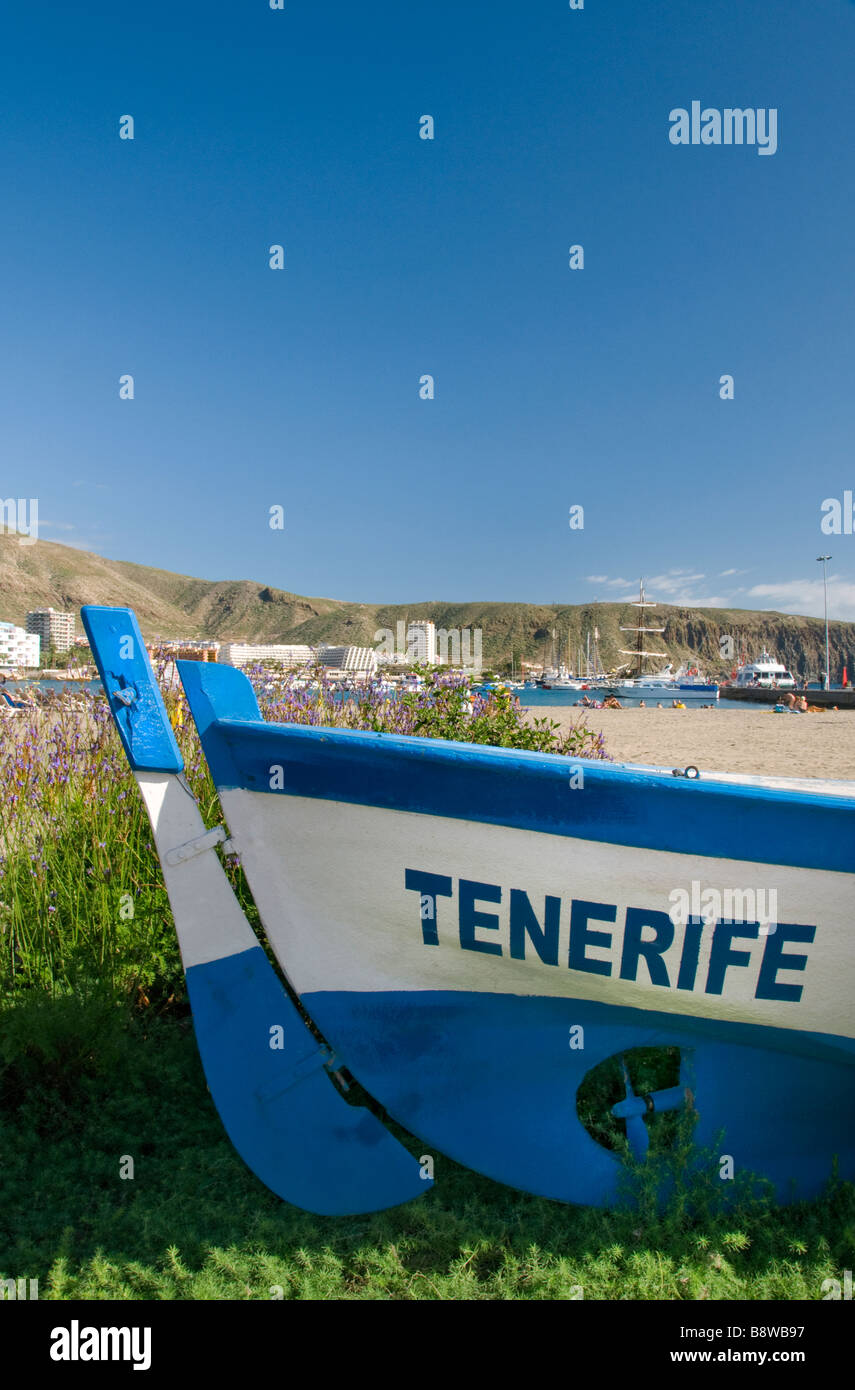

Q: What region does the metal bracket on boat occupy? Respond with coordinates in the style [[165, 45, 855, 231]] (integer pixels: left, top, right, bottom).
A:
[[320, 1046, 350, 1090], [165, 825, 228, 867], [671, 765, 700, 780], [256, 1044, 330, 1101], [254, 1043, 350, 1104]]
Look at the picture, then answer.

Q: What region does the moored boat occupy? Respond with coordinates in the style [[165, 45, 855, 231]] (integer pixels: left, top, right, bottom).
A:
[[727, 650, 797, 690], [541, 664, 584, 690], [602, 582, 719, 702]]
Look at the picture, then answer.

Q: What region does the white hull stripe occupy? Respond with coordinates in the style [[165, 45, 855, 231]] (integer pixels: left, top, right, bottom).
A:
[[219, 791, 854, 1043]]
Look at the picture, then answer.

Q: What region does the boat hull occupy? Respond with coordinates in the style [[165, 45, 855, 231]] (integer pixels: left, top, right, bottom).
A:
[[304, 988, 855, 1205], [603, 682, 719, 703], [215, 786, 853, 1203], [178, 659, 855, 1204]]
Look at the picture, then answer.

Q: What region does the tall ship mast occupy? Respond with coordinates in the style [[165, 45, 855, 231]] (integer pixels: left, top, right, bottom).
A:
[[618, 579, 668, 678], [603, 580, 719, 702]]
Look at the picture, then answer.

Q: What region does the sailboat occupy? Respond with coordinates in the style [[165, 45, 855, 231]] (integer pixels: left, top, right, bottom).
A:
[[81, 605, 853, 1215], [603, 582, 719, 703], [541, 628, 584, 689], [579, 624, 609, 687]]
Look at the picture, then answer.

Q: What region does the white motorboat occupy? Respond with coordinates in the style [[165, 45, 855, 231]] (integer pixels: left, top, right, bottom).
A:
[[730, 651, 796, 690], [541, 665, 584, 690]]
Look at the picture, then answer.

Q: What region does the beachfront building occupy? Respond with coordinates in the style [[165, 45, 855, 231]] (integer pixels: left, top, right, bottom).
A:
[[0, 621, 41, 669], [219, 642, 315, 668], [407, 620, 436, 664], [151, 640, 221, 662], [318, 645, 378, 676], [26, 608, 75, 654]]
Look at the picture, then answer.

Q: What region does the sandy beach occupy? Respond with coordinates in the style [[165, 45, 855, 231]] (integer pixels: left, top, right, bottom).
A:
[[533, 706, 855, 780]]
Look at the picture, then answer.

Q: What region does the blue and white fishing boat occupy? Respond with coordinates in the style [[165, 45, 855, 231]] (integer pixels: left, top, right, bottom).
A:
[[81, 606, 854, 1216]]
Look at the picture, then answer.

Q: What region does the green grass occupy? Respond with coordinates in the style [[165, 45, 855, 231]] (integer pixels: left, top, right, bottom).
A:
[[1, 1010, 853, 1300]]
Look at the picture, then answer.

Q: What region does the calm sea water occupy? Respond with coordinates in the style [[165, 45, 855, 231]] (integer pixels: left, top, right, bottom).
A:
[[5, 678, 844, 714], [4, 679, 101, 694], [481, 687, 744, 711]]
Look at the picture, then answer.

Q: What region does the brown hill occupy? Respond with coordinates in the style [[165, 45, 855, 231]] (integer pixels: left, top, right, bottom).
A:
[[1, 532, 853, 680]]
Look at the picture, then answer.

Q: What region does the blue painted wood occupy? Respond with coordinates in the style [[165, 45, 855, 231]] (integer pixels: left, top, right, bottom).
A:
[[177, 657, 262, 733], [304, 989, 855, 1205], [81, 607, 430, 1215], [178, 661, 855, 872], [186, 949, 430, 1215], [80, 606, 183, 773]]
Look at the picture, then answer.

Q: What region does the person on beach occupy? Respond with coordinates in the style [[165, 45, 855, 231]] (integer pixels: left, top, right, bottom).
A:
[[784, 692, 796, 710], [796, 695, 809, 712], [604, 696, 622, 709]]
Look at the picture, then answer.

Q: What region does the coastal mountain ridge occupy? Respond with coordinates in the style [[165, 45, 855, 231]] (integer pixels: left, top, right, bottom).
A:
[[1, 533, 852, 679]]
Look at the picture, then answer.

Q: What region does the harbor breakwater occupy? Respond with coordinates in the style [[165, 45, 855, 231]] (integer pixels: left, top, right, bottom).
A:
[[721, 687, 855, 709]]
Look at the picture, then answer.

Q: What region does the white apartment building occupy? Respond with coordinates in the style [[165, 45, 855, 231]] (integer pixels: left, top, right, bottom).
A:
[[219, 642, 315, 668], [0, 621, 41, 669], [318, 645, 378, 675], [26, 608, 75, 654], [406, 620, 436, 664]]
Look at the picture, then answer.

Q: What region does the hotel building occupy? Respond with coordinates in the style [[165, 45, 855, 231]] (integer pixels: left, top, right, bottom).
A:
[[406, 620, 437, 664], [26, 608, 75, 654], [219, 642, 315, 668], [0, 621, 41, 669], [318, 645, 378, 675]]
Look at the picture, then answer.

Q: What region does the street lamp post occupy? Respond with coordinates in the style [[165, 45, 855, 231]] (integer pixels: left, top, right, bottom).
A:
[[816, 555, 832, 690]]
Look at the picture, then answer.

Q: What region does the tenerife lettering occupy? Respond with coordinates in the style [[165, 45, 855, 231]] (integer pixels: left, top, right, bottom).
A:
[[669, 103, 778, 156], [404, 870, 814, 1003]]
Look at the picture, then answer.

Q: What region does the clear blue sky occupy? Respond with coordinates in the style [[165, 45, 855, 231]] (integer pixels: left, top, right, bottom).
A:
[[2, 0, 853, 617]]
